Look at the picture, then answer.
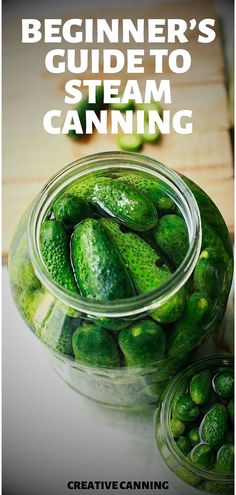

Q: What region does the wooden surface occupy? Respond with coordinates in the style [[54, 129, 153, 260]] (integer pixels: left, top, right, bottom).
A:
[[3, 0, 233, 262]]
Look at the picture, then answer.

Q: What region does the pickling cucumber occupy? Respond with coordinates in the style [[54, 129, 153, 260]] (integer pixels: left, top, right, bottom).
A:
[[71, 219, 135, 301], [93, 177, 158, 231], [102, 218, 186, 323], [40, 220, 79, 294]]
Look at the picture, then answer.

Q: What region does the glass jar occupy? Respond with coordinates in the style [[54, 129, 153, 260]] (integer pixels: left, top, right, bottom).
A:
[[8, 152, 233, 409], [154, 356, 234, 494]]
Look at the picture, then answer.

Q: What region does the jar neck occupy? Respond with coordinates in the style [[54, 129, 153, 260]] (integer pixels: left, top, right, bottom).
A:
[[27, 152, 202, 318]]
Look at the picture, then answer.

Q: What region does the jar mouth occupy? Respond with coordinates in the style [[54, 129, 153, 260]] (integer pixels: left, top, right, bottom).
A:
[[28, 151, 202, 318], [156, 355, 234, 482]]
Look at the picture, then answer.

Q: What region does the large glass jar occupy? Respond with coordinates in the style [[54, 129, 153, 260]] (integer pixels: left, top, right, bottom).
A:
[[8, 152, 233, 409], [154, 356, 234, 495]]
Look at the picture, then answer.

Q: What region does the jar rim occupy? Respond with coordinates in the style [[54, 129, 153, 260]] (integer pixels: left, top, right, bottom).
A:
[[155, 355, 234, 482], [27, 151, 202, 317]]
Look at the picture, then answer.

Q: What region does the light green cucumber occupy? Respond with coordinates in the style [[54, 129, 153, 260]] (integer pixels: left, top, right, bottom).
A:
[[72, 323, 120, 367], [93, 177, 158, 231], [116, 172, 175, 213]]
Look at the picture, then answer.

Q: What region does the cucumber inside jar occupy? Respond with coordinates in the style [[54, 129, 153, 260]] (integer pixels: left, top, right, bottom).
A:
[[168, 361, 234, 493], [9, 158, 233, 407]]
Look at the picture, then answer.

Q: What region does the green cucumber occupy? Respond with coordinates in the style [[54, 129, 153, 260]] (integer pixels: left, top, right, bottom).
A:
[[136, 101, 162, 120], [93, 177, 158, 231], [189, 370, 212, 405], [183, 175, 233, 257], [193, 247, 225, 298], [72, 324, 120, 367], [102, 219, 186, 323], [64, 175, 101, 202], [175, 465, 201, 486], [227, 399, 234, 423], [117, 134, 143, 152], [188, 427, 200, 447], [118, 319, 166, 367], [213, 443, 234, 474], [71, 219, 135, 301], [201, 480, 233, 494], [142, 122, 161, 143], [109, 95, 134, 111], [200, 404, 228, 449], [170, 418, 186, 437], [53, 193, 91, 228], [40, 307, 80, 356], [116, 172, 175, 213], [190, 443, 214, 470], [168, 293, 210, 358], [153, 214, 189, 268], [176, 436, 192, 456], [10, 233, 41, 292], [173, 392, 200, 422], [40, 220, 78, 294]]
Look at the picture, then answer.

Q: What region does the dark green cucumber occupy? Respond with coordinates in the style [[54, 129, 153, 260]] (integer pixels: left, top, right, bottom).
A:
[[118, 319, 166, 367], [53, 193, 91, 228], [116, 172, 175, 213], [176, 436, 192, 455], [101, 219, 186, 323], [213, 444, 234, 474], [193, 247, 225, 298], [93, 178, 158, 231], [68, 85, 104, 137], [72, 323, 120, 367], [190, 444, 214, 470], [200, 404, 228, 449], [71, 219, 135, 301], [189, 370, 212, 405], [201, 480, 233, 494], [168, 293, 210, 358], [213, 372, 234, 398], [153, 214, 189, 268], [40, 220, 78, 294], [173, 392, 200, 422]]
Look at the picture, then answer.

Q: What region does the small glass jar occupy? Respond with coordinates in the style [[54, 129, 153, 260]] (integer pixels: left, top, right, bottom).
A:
[[8, 152, 233, 409], [154, 356, 234, 495]]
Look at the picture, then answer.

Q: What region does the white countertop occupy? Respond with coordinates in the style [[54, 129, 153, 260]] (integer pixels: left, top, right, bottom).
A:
[[3, 267, 181, 495]]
